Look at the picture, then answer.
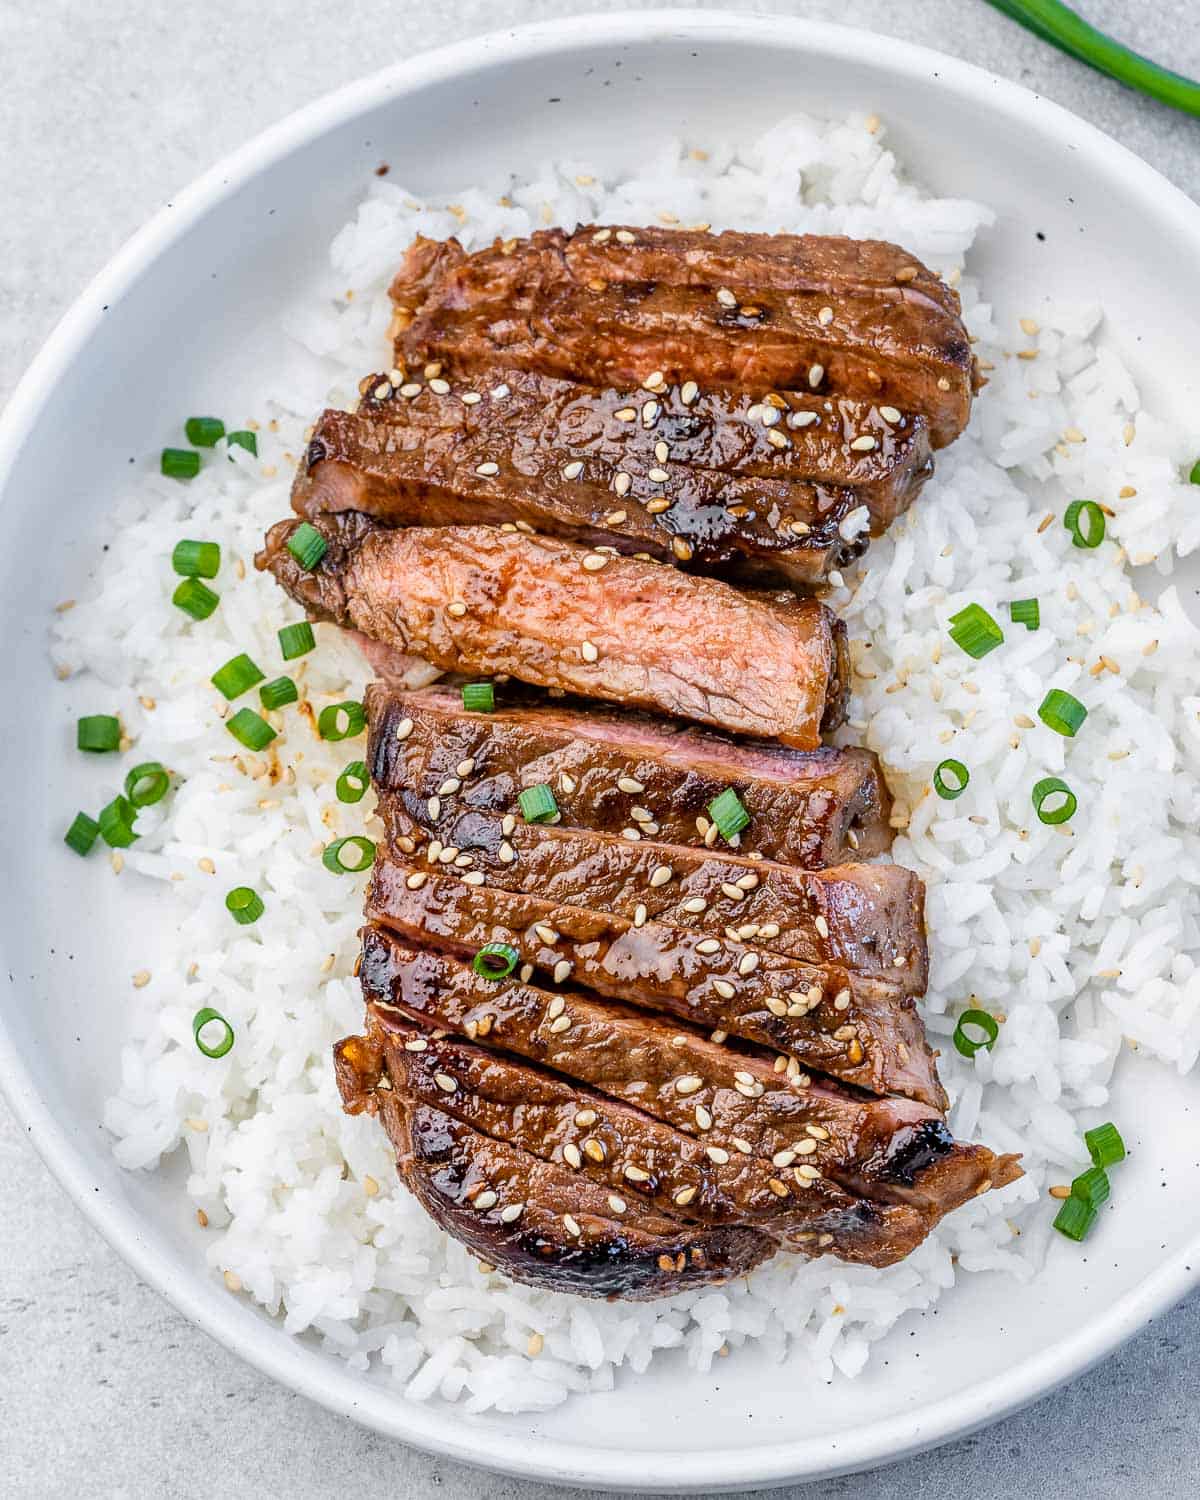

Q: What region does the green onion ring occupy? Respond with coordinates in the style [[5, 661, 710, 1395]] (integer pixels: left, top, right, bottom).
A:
[[322, 835, 376, 874], [1032, 776, 1076, 825], [124, 761, 170, 808], [1063, 499, 1106, 548], [193, 1007, 235, 1058], [953, 1008, 1000, 1058], [472, 941, 520, 980], [933, 759, 970, 800]]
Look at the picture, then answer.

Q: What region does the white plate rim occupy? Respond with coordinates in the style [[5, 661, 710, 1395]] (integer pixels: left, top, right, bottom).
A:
[[3, 10, 1200, 1490]]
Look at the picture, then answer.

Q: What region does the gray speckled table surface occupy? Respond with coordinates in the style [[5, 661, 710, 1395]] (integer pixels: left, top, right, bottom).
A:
[[2, 3, 1199, 1496]]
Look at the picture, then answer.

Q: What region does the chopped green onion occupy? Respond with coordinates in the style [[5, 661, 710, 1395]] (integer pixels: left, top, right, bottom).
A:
[[97, 794, 138, 849], [64, 812, 100, 856], [518, 784, 558, 823], [278, 621, 316, 660], [461, 682, 495, 713], [322, 835, 376, 874], [1085, 1121, 1126, 1168], [336, 761, 369, 804], [933, 759, 969, 800], [952, 1008, 999, 1058], [193, 1006, 235, 1058], [225, 886, 264, 925], [226, 429, 257, 456], [185, 416, 225, 447], [472, 941, 520, 980], [707, 787, 750, 841], [1010, 598, 1040, 631], [211, 653, 265, 701], [286, 522, 327, 570], [161, 447, 200, 480], [124, 761, 170, 808], [1032, 776, 1077, 825], [1064, 499, 1106, 549], [318, 701, 366, 741], [1039, 688, 1087, 737], [172, 539, 221, 578], [1053, 1194, 1097, 1243], [226, 708, 276, 751], [259, 676, 298, 711], [1190, 459, 1200, 485], [173, 577, 219, 621], [948, 603, 1004, 659], [1070, 1165, 1111, 1211], [77, 714, 121, 753]]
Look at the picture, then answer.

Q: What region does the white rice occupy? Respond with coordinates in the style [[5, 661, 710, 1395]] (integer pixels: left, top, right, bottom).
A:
[[53, 111, 1200, 1413]]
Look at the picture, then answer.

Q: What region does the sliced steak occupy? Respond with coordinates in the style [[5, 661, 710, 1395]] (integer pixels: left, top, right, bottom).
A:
[[357, 935, 1018, 1220], [339, 1074, 771, 1297], [380, 796, 927, 993], [294, 371, 933, 588], [257, 516, 848, 747], [390, 228, 975, 448], [364, 856, 945, 1108], [338, 1019, 948, 1270], [366, 684, 890, 867]]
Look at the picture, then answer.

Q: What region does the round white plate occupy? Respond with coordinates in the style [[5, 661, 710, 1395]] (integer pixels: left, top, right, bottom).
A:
[[3, 11, 1199, 1491]]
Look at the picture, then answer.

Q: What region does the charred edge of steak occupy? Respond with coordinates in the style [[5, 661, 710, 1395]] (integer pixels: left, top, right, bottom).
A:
[[254, 511, 383, 625], [374, 1090, 775, 1298]]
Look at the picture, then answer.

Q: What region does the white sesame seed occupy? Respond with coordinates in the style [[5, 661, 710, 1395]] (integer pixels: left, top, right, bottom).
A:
[[673, 1186, 697, 1206], [675, 1075, 703, 1095], [405, 872, 428, 890], [760, 406, 781, 427], [562, 460, 584, 480], [583, 1137, 606, 1162], [648, 467, 669, 483], [498, 841, 515, 864], [788, 410, 819, 429], [581, 553, 609, 572], [766, 429, 790, 449], [474, 1189, 498, 1210], [461, 871, 485, 886], [535, 924, 560, 946], [558, 773, 576, 795], [501, 814, 516, 837], [808, 364, 824, 388], [623, 1164, 650, 1182], [491, 383, 510, 400], [563, 1143, 582, 1169], [695, 1105, 713, 1131], [434, 1073, 457, 1093], [593, 228, 612, 243], [500, 1202, 524, 1223], [818, 305, 833, 326], [633, 903, 648, 928], [879, 405, 902, 423], [814, 914, 830, 939], [563, 1214, 583, 1237], [621, 827, 642, 842], [607, 1194, 627, 1213], [437, 777, 461, 797], [737, 953, 759, 976], [716, 287, 736, 307], [615, 229, 635, 244], [581, 640, 599, 663], [614, 471, 632, 496], [731, 1138, 752, 1155], [404, 1038, 428, 1052], [706, 1145, 729, 1164], [426, 796, 441, 820], [616, 776, 644, 794], [766, 998, 788, 1017], [681, 897, 707, 914], [614, 406, 636, 422], [649, 865, 673, 888], [395, 717, 414, 741], [519, 963, 533, 982], [552, 960, 573, 984], [850, 434, 878, 452], [680, 381, 699, 405], [773, 1149, 797, 1168], [720, 882, 744, 902], [461, 391, 482, 405], [399, 382, 422, 399], [834, 989, 851, 1011], [372, 381, 392, 400], [713, 979, 735, 1000], [429, 378, 451, 395], [549, 1013, 572, 1033], [796, 1163, 821, 1180], [696, 938, 721, 955]]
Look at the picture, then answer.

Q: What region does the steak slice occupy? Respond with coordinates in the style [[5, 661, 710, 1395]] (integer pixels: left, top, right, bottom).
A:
[[380, 797, 927, 994], [337, 1019, 948, 1270], [340, 1077, 772, 1297], [365, 856, 945, 1108], [257, 516, 848, 747], [357, 936, 1018, 1220], [366, 684, 890, 867], [294, 370, 933, 588], [390, 228, 975, 448]]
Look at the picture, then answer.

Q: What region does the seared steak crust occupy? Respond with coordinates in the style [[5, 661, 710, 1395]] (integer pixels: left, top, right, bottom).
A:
[[365, 854, 945, 1108], [294, 370, 933, 587], [390, 227, 975, 448], [366, 684, 889, 868]]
